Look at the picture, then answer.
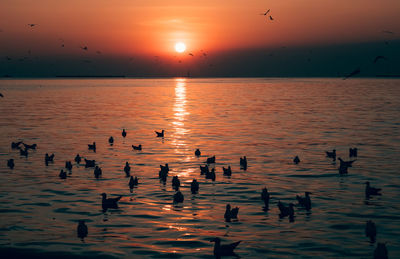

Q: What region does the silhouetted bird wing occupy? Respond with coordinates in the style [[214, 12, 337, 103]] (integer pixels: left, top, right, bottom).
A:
[[343, 68, 360, 80], [373, 56, 386, 63]]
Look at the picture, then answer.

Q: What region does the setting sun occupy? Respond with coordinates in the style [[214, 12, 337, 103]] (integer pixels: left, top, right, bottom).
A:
[[175, 42, 186, 53]]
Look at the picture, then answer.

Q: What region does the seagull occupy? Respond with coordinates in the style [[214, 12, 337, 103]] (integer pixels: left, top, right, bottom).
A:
[[122, 129, 127, 138], [101, 193, 122, 210], [240, 156, 247, 169], [278, 201, 294, 220], [191, 179, 199, 194], [206, 156, 215, 164], [206, 168, 216, 181], [94, 166, 102, 179], [155, 130, 164, 137], [124, 162, 131, 177], [11, 141, 23, 149], [172, 176, 180, 190], [59, 169, 67, 179], [365, 220, 376, 243], [296, 192, 312, 210], [84, 159, 95, 168], [373, 56, 386, 64], [325, 149, 336, 160], [80, 46, 88, 51], [200, 164, 209, 175], [45, 153, 55, 165], [374, 243, 388, 259], [173, 191, 184, 203], [224, 204, 239, 222], [20, 148, 28, 157], [343, 68, 361, 80], [74, 154, 81, 164], [210, 237, 241, 258], [7, 159, 14, 169], [132, 144, 142, 150], [88, 142, 96, 151], [293, 156, 300, 164], [77, 220, 88, 239], [65, 161, 72, 171], [27, 24, 37, 27], [108, 136, 114, 144], [261, 187, 270, 208], [22, 143, 37, 150], [222, 166, 232, 176], [365, 182, 382, 198], [338, 157, 356, 168], [260, 9, 270, 16], [195, 149, 201, 156], [129, 176, 138, 190], [349, 148, 358, 157]]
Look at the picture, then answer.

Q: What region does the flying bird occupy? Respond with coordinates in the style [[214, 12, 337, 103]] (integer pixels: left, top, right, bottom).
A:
[[343, 68, 360, 80], [27, 24, 37, 27], [260, 9, 270, 16], [77, 220, 88, 239], [188, 53, 194, 56], [80, 46, 88, 51], [269, 15, 274, 21], [382, 30, 394, 34], [373, 56, 386, 64]]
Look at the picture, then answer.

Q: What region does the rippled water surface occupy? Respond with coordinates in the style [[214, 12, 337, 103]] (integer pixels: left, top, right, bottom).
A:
[[0, 78, 399, 258]]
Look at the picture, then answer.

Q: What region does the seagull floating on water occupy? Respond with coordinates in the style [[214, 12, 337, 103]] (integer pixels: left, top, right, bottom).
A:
[[173, 191, 184, 203], [326, 149, 336, 160], [94, 166, 102, 179], [59, 169, 67, 179], [172, 176, 181, 190], [206, 168, 216, 181], [224, 204, 239, 222], [373, 243, 388, 259], [296, 192, 312, 210], [222, 166, 232, 176], [155, 130, 164, 137], [200, 165, 209, 175], [108, 136, 114, 144], [293, 156, 300, 164], [77, 220, 88, 240], [88, 142, 96, 151], [7, 159, 14, 169], [65, 161, 72, 171], [124, 162, 131, 177], [261, 187, 270, 209], [366, 220, 377, 243], [122, 129, 127, 138], [240, 156, 247, 169], [278, 201, 294, 220], [74, 154, 81, 164], [191, 179, 199, 194], [365, 182, 382, 198], [349, 147, 358, 157], [195, 149, 201, 156], [132, 144, 142, 150], [101, 193, 122, 210], [85, 159, 95, 168], [206, 156, 215, 164], [210, 237, 241, 258]]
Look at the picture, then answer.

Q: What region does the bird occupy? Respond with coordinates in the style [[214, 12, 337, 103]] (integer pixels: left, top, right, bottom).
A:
[[240, 156, 247, 169], [27, 24, 37, 27], [84, 159, 95, 168], [200, 165, 209, 175], [122, 129, 127, 138], [210, 237, 241, 258], [59, 169, 67, 179], [338, 157, 356, 168], [77, 220, 88, 239], [101, 193, 122, 210], [326, 149, 336, 160], [191, 179, 199, 194], [7, 159, 14, 169], [206, 168, 216, 181], [88, 142, 96, 151], [373, 56, 387, 64], [365, 182, 382, 198], [269, 15, 274, 21], [296, 192, 312, 210], [260, 9, 270, 16], [108, 136, 114, 144], [224, 204, 239, 222], [338, 164, 349, 175], [124, 162, 131, 177], [160, 164, 169, 173], [261, 187, 270, 209], [172, 176, 180, 190], [195, 149, 201, 156], [19, 148, 28, 157], [80, 46, 88, 51], [23, 143, 37, 150], [159, 169, 168, 183], [155, 130, 164, 137], [206, 156, 216, 164], [94, 166, 102, 179], [11, 141, 23, 149], [382, 30, 394, 34], [278, 201, 294, 220], [349, 148, 358, 157], [373, 243, 388, 259], [132, 144, 142, 150], [188, 53, 194, 56], [173, 191, 184, 203], [74, 154, 81, 164], [65, 161, 72, 171], [343, 68, 361, 80], [293, 156, 300, 164], [222, 166, 232, 176], [45, 153, 55, 165], [365, 220, 377, 243], [129, 176, 138, 191]]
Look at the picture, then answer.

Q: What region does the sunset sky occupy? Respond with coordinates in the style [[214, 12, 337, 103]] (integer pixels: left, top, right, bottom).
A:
[[1, 0, 399, 77]]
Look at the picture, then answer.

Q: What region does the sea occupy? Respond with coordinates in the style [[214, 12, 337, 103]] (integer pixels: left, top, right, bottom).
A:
[[0, 78, 399, 258]]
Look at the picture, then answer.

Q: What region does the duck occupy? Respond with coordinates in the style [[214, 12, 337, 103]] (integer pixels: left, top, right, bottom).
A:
[[206, 168, 216, 181], [261, 187, 270, 208], [23, 143, 37, 150], [7, 159, 14, 169], [101, 193, 122, 210], [77, 220, 88, 239], [200, 165, 209, 175], [365, 220, 377, 243], [365, 182, 382, 198], [278, 201, 294, 219], [132, 144, 142, 151], [349, 147, 358, 157], [191, 179, 199, 194], [172, 176, 180, 190], [74, 154, 81, 164], [296, 192, 312, 210], [20, 148, 28, 157], [240, 156, 247, 169], [108, 136, 114, 144], [155, 130, 164, 137], [173, 191, 184, 203], [94, 166, 102, 179], [338, 157, 356, 168], [222, 166, 232, 176], [11, 141, 23, 149], [210, 237, 241, 258], [65, 161, 72, 171], [326, 149, 336, 160], [224, 204, 239, 222], [195, 149, 201, 156], [293, 156, 300, 164], [129, 176, 139, 190], [84, 159, 95, 168], [206, 156, 215, 164], [59, 169, 67, 179], [373, 243, 388, 259], [122, 129, 127, 138], [88, 142, 96, 151], [124, 162, 131, 177]]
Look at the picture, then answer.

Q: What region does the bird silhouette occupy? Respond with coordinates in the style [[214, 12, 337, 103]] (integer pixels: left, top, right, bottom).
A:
[[349, 148, 358, 157], [7, 159, 15, 169], [296, 192, 312, 210], [338, 157, 356, 168], [365, 182, 382, 198], [23, 143, 37, 150], [222, 166, 232, 176], [278, 201, 294, 220], [84, 159, 95, 168], [59, 169, 67, 179], [155, 130, 164, 137], [45, 153, 54, 165], [124, 162, 131, 177], [132, 144, 142, 150], [261, 187, 270, 209], [173, 191, 184, 203], [65, 161, 72, 171], [373, 56, 386, 64], [200, 165, 209, 175], [129, 176, 138, 191], [373, 243, 388, 259], [365, 220, 377, 243], [172, 176, 181, 190], [269, 15, 274, 21], [343, 68, 361, 80], [224, 204, 239, 222], [293, 156, 300, 164], [19, 148, 28, 157], [94, 166, 102, 179], [27, 24, 37, 27], [206, 168, 216, 181], [195, 149, 201, 156], [11, 141, 23, 149], [122, 129, 127, 138], [206, 156, 215, 164], [210, 237, 241, 258], [74, 154, 81, 164], [88, 142, 96, 151], [77, 220, 88, 240], [108, 136, 114, 144], [240, 156, 247, 169], [326, 149, 336, 160], [191, 179, 199, 194], [382, 30, 394, 34], [260, 9, 270, 16], [101, 193, 122, 210]]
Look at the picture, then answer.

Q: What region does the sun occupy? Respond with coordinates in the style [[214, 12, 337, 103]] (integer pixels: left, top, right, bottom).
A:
[[175, 42, 186, 53]]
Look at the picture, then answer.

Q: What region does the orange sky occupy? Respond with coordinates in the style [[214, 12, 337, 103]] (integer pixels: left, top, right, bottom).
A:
[[1, 0, 399, 58]]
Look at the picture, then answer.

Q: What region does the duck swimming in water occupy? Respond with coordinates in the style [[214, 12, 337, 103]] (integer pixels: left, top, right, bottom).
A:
[[45, 153, 54, 165], [65, 161, 72, 171], [20, 148, 28, 157], [172, 176, 180, 190], [365, 220, 377, 243], [191, 179, 199, 194], [326, 149, 336, 160], [59, 169, 67, 179], [338, 157, 356, 168], [206, 156, 215, 164], [128, 176, 138, 191], [293, 156, 300, 164], [94, 166, 102, 179], [200, 165, 209, 175], [124, 162, 131, 177], [101, 193, 122, 210], [84, 159, 95, 168], [349, 147, 358, 157], [240, 156, 247, 169], [88, 142, 96, 151], [132, 144, 142, 150], [278, 201, 294, 220], [206, 168, 216, 181], [222, 166, 232, 176], [210, 237, 241, 258], [11, 141, 23, 149], [108, 136, 114, 144]]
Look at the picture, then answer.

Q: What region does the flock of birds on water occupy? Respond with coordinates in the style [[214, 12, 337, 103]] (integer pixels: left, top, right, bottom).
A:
[[4, 127, 389, 259]]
